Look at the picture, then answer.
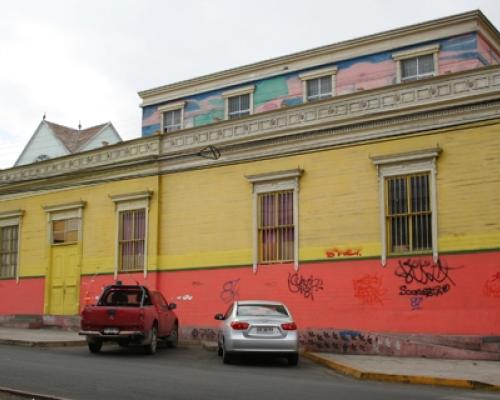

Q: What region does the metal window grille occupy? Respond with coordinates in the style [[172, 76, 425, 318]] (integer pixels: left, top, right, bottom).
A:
[[228, 94, 250, 119], [401, 54, 435, 82], [0, 225, 18, 278], [386, 174, 432, 254], [163, 109, 182, 133], [258, 190, 294, 263], [118, 209, 145, 271], [52, 218, 79, 244], [306, 76, 332, 101]]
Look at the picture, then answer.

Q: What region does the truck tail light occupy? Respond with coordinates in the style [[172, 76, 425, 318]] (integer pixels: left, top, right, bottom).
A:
[[231, 321, 249, 330], [281, 322, 297, 331]]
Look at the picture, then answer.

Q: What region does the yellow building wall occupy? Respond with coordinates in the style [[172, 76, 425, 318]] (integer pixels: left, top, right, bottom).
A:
[[158, 121, 500, 269], [0, 176, 159, 278]]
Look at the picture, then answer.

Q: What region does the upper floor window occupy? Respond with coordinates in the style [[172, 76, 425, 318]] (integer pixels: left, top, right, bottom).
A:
[[393, 44, 439, 83], [222, 85, 255, 120], [246, 169, 303, 272], [371, 147, 441, 265], [299, 66, 337, 103], [158, 101, 185, 133], [0, 210, 23, 280]]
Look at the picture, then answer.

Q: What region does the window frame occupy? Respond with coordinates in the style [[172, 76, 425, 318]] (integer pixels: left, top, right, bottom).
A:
[[43, 201, 85, 246], [371, 148, 441, 266], [246, 169, 303, 272], [110, 191, 152, 278], [222, 85, 255, 120], [392, 44, 439, 83], [158, 101, 185, 133], [0, 210, 23, 281], [299, 66, 338, 103]]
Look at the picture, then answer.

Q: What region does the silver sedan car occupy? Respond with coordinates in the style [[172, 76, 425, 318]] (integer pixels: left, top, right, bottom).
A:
[[214, 300, 299, 365]]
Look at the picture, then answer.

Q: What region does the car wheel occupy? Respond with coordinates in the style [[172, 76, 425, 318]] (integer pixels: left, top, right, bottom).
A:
[[222, 342, 232, 364], [167, 323, 178, 348], [287, 353, 299, 366], [217, 345, 223, 357], [144, 324, 158, 355], [87, 338, 102, 354]]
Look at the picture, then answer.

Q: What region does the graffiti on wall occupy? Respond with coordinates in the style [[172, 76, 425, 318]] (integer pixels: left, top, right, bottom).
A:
[[190, 328, 217, 341], [410, 296, 424, 311], [483, 272, 500, 298], [395, 258, 460, 298], [352, 274, 386, 305], [287, 272, 324, 301], [326, 247, 362, 258], [220, 278, 240, 303]]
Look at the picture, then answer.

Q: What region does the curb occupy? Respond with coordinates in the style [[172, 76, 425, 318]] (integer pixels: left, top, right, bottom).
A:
[[0, 338, 86, 348], [0, 385, 72, 400], [303, 352, 500, 391]]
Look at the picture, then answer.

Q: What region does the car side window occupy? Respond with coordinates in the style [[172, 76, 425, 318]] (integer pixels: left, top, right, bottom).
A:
[[223, 304, 234, 319], [142, 290, 152, 306]]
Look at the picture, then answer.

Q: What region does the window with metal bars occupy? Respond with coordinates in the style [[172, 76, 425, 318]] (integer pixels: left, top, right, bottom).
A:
[[228, 94, 250, 119], [386, 174, 432, 254], [306, 76, 332, 102], [163, 109, 182, 133], [401, 54, 435, 82], [0, 225, 18, 278], [258, 191, 294, 263], [118, 209, 145, 271], [52, 218, 79, 244]]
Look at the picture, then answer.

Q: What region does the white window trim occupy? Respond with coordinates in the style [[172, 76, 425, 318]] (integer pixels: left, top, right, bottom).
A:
[[246, 169, 303, 273], [299, 66, 338, 103], [392, 44, 440, 83], [159, 101, 185, 133], [0, 209, 24, 283], [110, 191, 152, 279], [371, 147, 441, 266], [222, 85, 255, 120], [43, 201, 86, 245]]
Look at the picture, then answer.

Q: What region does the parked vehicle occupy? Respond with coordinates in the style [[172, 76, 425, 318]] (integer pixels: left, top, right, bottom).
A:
[[215, 300, 299, 365], [79, 282, 178, 355]]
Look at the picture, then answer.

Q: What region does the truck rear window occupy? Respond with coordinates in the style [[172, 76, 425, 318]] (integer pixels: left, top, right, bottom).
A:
[[99, 289, 151, 307]]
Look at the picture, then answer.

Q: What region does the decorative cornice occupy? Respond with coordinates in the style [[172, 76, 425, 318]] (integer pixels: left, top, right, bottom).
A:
[[110, 191, 153, 203], [370, 147, 442, 165], [0, 66, 500, 197], [43, 201, 86, 213], [138, 11, 499, 107], [246, 169, 304, 183], [0, 210, 24, 219]]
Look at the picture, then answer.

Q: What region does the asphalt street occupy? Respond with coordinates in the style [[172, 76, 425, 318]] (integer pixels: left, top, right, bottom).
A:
[[0, 344, 499, 400]]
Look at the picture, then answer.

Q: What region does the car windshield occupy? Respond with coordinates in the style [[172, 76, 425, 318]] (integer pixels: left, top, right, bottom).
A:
[[99, 289, 143, 307], [237, 304, 289, 317]]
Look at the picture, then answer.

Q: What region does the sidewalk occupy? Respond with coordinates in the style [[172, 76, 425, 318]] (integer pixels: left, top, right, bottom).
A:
[[303, 352, 500, 391], [0, 327, 84, 347]]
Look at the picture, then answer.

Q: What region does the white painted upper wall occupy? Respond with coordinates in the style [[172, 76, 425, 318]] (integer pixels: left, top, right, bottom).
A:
[[79, 124, 122, 152], [15, 123, 69, 166]]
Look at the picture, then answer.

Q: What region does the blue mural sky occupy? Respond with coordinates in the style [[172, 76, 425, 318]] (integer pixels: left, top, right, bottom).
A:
[[0, 0, 499, 168]]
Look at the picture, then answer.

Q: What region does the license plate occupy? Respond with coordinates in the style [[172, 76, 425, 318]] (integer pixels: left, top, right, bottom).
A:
[[256, 327, 275, 334], [103, 328, 119, 335]]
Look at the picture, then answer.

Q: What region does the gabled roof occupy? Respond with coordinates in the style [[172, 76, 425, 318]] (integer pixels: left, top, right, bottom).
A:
[[45, 121, 109, 153]]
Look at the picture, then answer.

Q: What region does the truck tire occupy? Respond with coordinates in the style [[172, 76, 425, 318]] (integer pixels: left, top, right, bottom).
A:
[[166, 323, 178, 348], [88, 339, 102, 354], [144, 324, 158, 355]]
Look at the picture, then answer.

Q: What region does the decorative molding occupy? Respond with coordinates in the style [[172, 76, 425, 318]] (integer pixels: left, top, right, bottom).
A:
[[158, 101, 186, 113], [0, 210, 24, 219], [221, 85, 255, 98], [43, 201, 86, 214], [299, 66, 338, 80], [392, 44, 440, 60], [0, 66, 499, 196]]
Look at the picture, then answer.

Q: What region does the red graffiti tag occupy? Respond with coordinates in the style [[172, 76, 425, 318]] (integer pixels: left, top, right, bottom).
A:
[[483, 272, 500, 298], [326, 247, 362, 258], [352, 274, 386, 305]]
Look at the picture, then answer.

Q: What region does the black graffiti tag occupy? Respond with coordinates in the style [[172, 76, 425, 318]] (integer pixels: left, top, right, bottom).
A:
[[220, 278, 240, 303], [288, 272, 324, 301], [395, 258, 459, 286]]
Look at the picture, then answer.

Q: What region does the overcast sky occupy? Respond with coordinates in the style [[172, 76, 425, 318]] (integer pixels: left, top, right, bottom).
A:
[[1, 0, 499, 169]]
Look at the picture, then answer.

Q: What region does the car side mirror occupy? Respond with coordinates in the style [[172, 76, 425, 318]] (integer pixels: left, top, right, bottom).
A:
[[214, 313, 224, 320], [168, 303, 177, 310]]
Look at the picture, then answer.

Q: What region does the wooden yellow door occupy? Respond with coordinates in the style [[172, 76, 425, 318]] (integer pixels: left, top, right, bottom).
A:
[[49, 245, 80, 315]]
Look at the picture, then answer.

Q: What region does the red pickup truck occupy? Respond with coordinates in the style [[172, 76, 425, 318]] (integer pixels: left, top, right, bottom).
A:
[[79, 283, 178, 355]]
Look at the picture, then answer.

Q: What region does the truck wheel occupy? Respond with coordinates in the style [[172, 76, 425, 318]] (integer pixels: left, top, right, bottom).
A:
[[88, 339, 102, 354], [144, 325, 158, 355], [167, 324, 178, 348]]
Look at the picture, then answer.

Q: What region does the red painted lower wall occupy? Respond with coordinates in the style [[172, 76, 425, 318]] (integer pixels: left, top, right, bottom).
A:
[[0, 277, 45, 314], [79, 252, 500, 336]]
